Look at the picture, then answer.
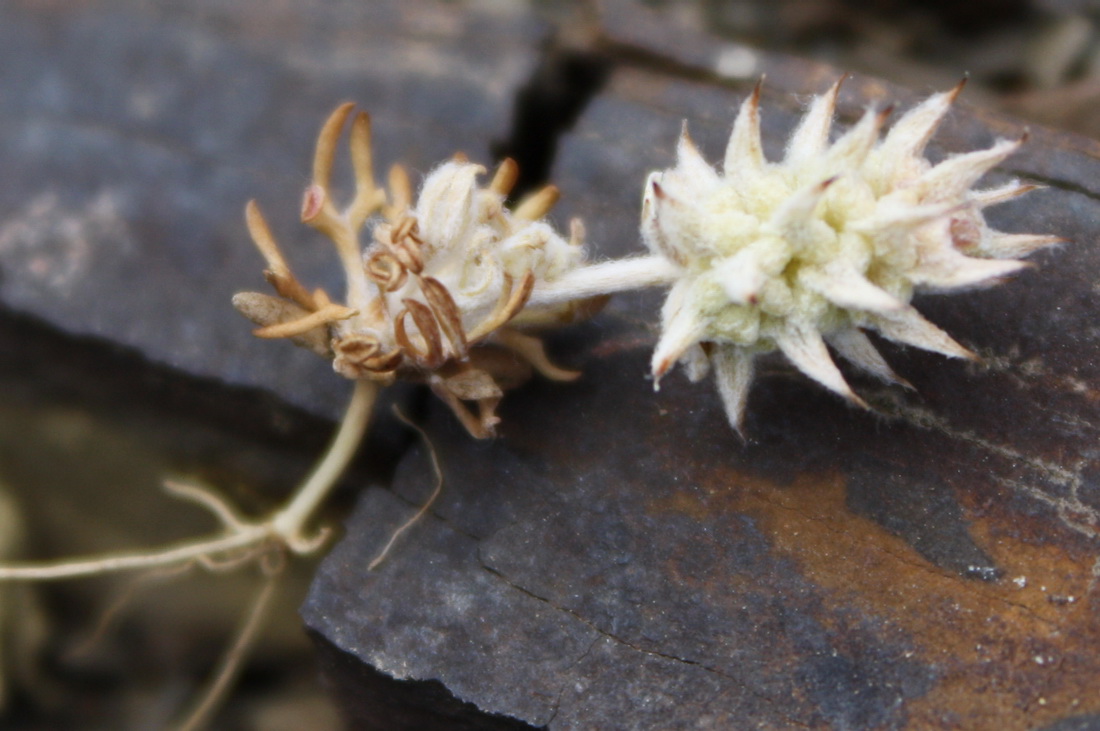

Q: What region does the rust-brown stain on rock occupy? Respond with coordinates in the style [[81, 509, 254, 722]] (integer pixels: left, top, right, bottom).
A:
[[650, 461, 1100, 729]]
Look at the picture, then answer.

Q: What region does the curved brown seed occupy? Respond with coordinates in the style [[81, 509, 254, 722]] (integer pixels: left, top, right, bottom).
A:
[[420, 277, 468, 358]]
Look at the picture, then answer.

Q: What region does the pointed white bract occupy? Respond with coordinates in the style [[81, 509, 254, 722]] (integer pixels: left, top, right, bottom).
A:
[[641, 80, 1059, 430]]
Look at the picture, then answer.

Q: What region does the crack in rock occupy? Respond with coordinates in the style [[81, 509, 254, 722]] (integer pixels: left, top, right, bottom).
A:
[[476, 547, 813, 729]]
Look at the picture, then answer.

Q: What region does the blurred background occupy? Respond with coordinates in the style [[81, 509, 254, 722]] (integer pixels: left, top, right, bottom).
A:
[[617, 0, 1100, 137]]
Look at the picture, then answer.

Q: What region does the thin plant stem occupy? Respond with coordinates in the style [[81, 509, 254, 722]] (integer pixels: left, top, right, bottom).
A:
[[367, 406, 445, 571], [69, 561, 196, 659], [272, 379, 378, 549], [0, 378, 379, 581], [173, 571, 280, 731], [0, 530, 265, 581]]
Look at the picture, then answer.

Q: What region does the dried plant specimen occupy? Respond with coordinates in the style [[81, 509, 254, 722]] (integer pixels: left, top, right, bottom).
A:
[[0, 102, 613, 582], [234, 103, 599, 438], [0, 104, 606, 728], [0, 82, 1068, 728]]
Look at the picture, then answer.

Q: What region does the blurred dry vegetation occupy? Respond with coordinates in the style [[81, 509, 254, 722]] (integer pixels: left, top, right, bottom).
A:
[[635, 0, 1100, 138]]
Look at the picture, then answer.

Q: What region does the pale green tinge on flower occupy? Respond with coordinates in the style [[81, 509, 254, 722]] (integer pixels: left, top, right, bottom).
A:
[[642, 79, 1061, 432]]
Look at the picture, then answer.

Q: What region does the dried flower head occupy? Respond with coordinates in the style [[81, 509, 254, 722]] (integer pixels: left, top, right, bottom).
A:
[[641, 79, 1061, 432], [235, 104, 598, 437]]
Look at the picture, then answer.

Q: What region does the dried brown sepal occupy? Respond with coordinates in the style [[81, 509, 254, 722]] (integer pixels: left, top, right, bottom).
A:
[[246, 201, 317, 311], [365, 251, 409, 292], [347, 111, 388, 229], [384, 216, 425, 274], [232, 292, 331, 356], [253, 302, 357, 339], [385, 164, 413, 222], [512, 185, 560, 224], [467, 270, 536, 341], [494, 328, 581, 382], [419, 276, 468, 359], [429, 378, 499, 439], [333, 335, 402, 383], [395, 299, 445, 369], [311, 102, 355, 219], [440, 368, 504, 401], [490, 158, 519, 197]]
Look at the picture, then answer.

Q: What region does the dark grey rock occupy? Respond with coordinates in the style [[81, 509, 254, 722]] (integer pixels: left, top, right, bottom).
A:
[[0, 0, 548, 419], [306, 6, 1100, 728]]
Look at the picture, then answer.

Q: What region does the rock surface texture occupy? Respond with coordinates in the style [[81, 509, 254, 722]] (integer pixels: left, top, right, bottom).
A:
[[305, 5, 1100, 730], [3, 0, 1100, 729]]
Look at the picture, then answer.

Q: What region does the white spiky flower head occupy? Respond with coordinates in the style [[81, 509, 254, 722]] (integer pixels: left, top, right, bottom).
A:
[[642, 78, 1061, 432]]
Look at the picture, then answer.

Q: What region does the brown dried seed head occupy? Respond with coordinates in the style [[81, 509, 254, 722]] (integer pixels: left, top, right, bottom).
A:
[[389, 216, 425, 267], [365, 251, 409, 291], [395, 299, 445, 368], [467, 271, 536, 342], [419, 277, 468, 357], [239, 103, 590, 431], [333, 335, 403, 382]]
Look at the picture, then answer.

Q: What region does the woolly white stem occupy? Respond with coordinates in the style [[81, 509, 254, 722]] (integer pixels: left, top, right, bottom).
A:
[[528, 255, 680, 306]]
